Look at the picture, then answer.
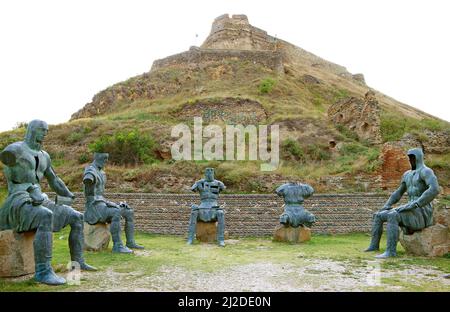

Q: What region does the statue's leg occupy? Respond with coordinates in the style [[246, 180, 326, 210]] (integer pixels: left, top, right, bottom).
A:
[[66, 209, 97, 271], [216, 210, 225, 247], [33, 206, 66, 285], [187, 208, 199, 245], [365, 210, 388, 252], [375, 211, 400, 258], [109, 207, 132, 254], [121, 206, 144, 249]]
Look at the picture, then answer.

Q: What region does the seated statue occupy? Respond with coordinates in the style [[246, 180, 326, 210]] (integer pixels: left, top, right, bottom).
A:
[[365, 148, 440, 258], [187, 168, 226, 247], [276, 182, 316, 227], [0, 120, 96, 286], [83, 153, 144, 253]]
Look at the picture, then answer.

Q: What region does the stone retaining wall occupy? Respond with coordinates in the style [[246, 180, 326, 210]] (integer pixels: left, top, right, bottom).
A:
[[62, 193, 404, 237]]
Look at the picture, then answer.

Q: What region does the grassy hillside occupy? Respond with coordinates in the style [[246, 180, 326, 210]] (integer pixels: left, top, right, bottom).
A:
[[0, 55, 449, 195]]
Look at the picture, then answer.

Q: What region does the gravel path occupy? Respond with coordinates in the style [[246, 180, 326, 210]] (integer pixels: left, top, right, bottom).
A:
[[70, 257, 450, 292]]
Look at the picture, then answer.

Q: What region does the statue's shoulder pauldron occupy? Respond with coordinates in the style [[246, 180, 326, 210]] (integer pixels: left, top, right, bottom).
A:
[[83, 165, 99, 182], [0, 142, 25, 166]]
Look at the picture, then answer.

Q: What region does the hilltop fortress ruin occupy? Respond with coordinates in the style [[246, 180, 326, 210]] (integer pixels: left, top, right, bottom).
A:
[[71, 14, 373, 121], [152, 14, 355, 79]]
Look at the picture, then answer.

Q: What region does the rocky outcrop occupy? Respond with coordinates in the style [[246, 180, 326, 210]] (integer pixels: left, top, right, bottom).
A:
[[352, 73, 366, 85], [328, 90, 382, 144], [273, 225, 311, 243], [0, 230, 35, 277], [422, 130, 450, 154], [400, 203, 449, 257]]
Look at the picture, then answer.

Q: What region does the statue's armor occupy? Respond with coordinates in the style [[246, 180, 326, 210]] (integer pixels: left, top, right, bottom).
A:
[[3, 142, 50, 193], [276, 183, 316, 227], [0, 142, 54, 232], [191, 179, 225, 222], [83, 164, 111, 224], [397, 166, 434, 233]]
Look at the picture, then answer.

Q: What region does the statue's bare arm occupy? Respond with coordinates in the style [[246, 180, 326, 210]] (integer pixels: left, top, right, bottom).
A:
[[383, 178, 407, 210]]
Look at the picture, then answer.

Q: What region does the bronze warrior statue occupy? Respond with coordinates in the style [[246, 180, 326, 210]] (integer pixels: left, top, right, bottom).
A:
[[187, 168, 226, 247], [365, 148, 440, 258], [83, 152, 144, 253], [276, 182, 316, 227], [0, 120, 96, 285]]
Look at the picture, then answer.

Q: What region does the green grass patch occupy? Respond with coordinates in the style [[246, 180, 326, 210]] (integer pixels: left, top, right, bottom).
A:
[[380, 112, 450, 142], [258, 78, 276, 94]]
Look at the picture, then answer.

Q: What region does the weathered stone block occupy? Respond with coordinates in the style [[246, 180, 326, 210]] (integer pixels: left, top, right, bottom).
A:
[[0, 230, 35, 277], [400, 224, 449, 257], [273, 225, 311, 243], [196, 221, 217, 243], [400, 205, 450, 257], [83, 223, 110, 251]]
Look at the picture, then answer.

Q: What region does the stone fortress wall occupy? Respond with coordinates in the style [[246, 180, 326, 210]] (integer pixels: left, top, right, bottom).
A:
[[64, 192, 408, 237], [151, 46, 284, 74]]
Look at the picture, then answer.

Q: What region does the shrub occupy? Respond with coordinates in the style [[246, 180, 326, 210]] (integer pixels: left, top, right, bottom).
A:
[[66, 132, 84, 144], [306, 143, 331, 161], [282, 139, 305, 161], [258, 78, 276, 94], [340, 142, 368, 155], [89, 129, 157, 165], [336, 124, 359, 141], [78, 153, 90, 164]]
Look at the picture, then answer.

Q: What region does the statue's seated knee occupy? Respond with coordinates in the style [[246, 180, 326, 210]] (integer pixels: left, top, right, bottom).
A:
[[387, 210, 400, 222], [36, 207, 53, 225]]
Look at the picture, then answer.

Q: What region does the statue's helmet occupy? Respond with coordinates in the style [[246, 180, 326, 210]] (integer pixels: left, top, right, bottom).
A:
[[25, 119, 48, 144], [94, 152, 109, 167], [205, 167, 215, 181], [407, 148, 424, 170]]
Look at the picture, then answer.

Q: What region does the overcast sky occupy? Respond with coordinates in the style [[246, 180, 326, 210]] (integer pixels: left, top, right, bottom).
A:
[[0, 0, 449, 132]]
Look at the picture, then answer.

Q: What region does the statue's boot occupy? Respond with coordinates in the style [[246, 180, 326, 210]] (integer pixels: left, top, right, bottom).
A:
[[217, 211, 225, 247], [365, 215, 383, 252], [110, 215, 133, 254], [125, 221, 144, 249], [187, 210, 198, 245], [280, 214, 289, 227], [375, 220, 399, 259], [69, 220, 97, 271], [34, 230, 66, 285]]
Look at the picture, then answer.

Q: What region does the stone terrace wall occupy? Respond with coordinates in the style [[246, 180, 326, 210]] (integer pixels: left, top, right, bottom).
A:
[[63, 193, 403, 237], [151, 47, 284, 74]]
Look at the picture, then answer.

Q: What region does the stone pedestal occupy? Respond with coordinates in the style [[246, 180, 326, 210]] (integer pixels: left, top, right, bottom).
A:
[[399, 205, 450, 257], [196, 221, 217, 243], [83, 223, 110, 251], [273, 225, 311, 243], [0, 230, 35, 277]]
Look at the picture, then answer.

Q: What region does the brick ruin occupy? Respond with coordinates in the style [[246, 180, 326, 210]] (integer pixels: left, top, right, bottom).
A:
[[328, 90, 382, 144]]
